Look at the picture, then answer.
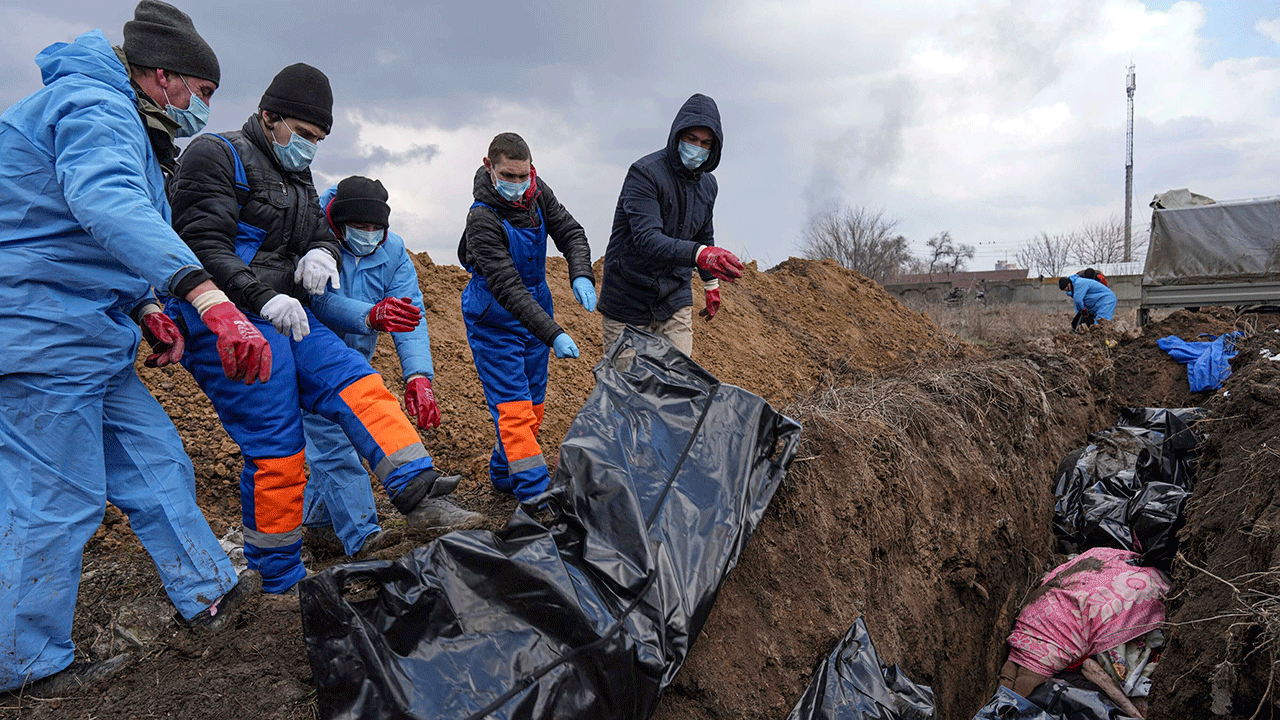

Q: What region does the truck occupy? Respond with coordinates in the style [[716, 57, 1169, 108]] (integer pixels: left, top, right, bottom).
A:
[[1138, 189, 1280, 325]]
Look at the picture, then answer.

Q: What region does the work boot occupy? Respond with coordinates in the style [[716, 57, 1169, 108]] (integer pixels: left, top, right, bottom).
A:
[[182, 570, 262, 631], [405, 496, 485, 533], [302, 525, 344, 555], [390, 468, 462, 516], [353, 528, 401, 559], [17, 653, 132, 698]]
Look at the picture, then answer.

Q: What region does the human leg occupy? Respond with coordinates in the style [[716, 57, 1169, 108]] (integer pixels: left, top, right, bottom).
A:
[[301, 409, 381, 556], [293, 316, 442, 502], [465, 316, 548, 503], [101, 367, 238, 619], [0, 375, 107, 691], [170, 301, 308, 594], [653, 305, 694, 356]]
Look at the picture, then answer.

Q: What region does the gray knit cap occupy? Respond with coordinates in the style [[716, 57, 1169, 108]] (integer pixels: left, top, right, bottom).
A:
[[123, 1, 220, 85]]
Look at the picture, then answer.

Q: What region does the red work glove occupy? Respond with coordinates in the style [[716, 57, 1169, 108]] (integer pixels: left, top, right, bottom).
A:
[[696, 246, 744, 283], [404, 376, 440, 429], [140, 310, 185, 367], [368, 296, 421, 333], [699, 287, 722, 321], [201, 302, 272, 384]]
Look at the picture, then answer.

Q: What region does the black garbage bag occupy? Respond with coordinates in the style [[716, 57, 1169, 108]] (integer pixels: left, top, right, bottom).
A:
[[1051, 408, 1203, 562], [970, 682, 1139, 720], [786, 617, 935, 720], [299, 327, 803, 720], [1126, 481, 1190, 571]]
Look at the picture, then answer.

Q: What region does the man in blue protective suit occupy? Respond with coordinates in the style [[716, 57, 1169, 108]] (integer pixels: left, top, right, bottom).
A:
[[598, 93, 745, 357], [301, 176, 464, 557], [0, 1, 272, 695], [458, 132, 595, 503], [168, 65, 480, 594], [1060, 274, 1117, 330]]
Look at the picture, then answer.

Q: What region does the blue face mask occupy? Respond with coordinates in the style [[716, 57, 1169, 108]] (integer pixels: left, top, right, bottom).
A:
[[679, 140, 710, 170], [493, 175, 530, 203], [344, 225, 385, 256], [162, 75, 209, 138], [272, 120, 318, 172]]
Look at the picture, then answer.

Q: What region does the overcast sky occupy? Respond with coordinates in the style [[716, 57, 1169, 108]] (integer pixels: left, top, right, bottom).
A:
[[4, 0, 1278, 270]]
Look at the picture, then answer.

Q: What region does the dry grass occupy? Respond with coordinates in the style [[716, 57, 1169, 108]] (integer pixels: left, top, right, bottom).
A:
[[784, 358, 1053, 479]]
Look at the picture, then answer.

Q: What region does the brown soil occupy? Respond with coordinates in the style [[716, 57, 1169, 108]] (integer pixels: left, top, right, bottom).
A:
[[1148, 326, 1280, 720], [3, 257, 1277, 720]]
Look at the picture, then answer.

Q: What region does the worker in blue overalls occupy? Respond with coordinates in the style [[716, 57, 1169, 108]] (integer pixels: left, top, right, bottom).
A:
[[458, 132, 595, 503]]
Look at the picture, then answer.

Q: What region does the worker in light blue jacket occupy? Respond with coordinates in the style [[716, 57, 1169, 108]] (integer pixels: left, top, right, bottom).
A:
[[1059, 274, 1117, 328], [305, 176, 477, 556], [0, 3, 272, 694]]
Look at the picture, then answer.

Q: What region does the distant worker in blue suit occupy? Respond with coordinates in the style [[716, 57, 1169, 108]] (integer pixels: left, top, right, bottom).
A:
[[1060, 274, 1117, 329], [0, 0, 271, 695], [458, 132, 595, 504], [301, 176, 477, 557]]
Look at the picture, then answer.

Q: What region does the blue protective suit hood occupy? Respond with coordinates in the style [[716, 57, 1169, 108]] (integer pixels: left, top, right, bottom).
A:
[[666, 93, 723, 175], [36, 30, 134, 99]]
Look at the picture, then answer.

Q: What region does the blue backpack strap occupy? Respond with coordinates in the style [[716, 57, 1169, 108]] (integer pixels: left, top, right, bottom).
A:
[[206, 133, 249, 209]]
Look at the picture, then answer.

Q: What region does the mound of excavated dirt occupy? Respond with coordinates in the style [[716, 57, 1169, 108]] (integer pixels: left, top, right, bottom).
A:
[[1151, 326, 1280, 720]]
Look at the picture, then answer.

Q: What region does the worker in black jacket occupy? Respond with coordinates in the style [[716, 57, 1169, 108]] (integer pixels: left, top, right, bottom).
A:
[[457, 132, 594, 503], [597, 93, 744, 356], [167, 64, 479, 594]]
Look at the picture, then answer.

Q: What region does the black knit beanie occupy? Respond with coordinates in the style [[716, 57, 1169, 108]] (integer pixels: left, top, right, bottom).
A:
[[122, 0, 220, 84], [260, 63, 333, 133], [331, 176, 391, 227], [1058, 277, 1071, 291]]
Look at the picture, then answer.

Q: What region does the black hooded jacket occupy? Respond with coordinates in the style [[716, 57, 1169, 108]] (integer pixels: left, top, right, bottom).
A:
[[597, 93, 721, 325], [457, 166, 593, 347], [170, 114, 342, 315]]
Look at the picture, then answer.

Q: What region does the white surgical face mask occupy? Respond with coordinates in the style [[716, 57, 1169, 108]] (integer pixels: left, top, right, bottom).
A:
[[344, 225, 385, 256], [272, 121, 317, 171]]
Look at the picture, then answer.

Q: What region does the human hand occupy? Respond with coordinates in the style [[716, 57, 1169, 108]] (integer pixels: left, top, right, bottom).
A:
[[294, 248, 340, 295], [368, 296, 421, 333], [404, 375, 440, 429]]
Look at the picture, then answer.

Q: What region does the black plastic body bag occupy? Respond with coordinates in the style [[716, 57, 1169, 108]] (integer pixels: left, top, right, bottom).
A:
[[1050, 407, 1203, 569], [299, 327, 803, 719], [786, 617, 935, 720]]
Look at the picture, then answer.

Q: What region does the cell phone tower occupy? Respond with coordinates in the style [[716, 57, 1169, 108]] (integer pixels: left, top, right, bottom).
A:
[[1125, 63, 1135, 262]]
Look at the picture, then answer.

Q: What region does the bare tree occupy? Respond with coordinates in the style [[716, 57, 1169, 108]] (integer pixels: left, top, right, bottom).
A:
[[1072, 214, 1145, 265], [1015, 231, 1075, 276], [800, 205, 914, 282], [924, 231, 975, 275]]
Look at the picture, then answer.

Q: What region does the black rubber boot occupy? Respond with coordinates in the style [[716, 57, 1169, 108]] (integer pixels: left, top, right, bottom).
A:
[[17, 653, 132, 698], [405, 496, 485, 533]]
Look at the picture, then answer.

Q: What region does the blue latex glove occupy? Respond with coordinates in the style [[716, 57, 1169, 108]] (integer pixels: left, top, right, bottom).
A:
[[552, 332, 579, 358], [571, 277, 596, 312]]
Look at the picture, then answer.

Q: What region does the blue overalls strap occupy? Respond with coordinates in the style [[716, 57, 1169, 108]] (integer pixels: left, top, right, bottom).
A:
[[206, 134, 266, 264], [209, 134, 249, 199]]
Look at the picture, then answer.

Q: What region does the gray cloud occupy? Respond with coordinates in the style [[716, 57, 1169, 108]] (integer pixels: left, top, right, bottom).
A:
[[5, 1, 1279, 271]]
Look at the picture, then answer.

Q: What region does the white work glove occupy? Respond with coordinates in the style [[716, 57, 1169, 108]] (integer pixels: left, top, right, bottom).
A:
[[260, 294, 310, 341], [294, 248, 340, 295]]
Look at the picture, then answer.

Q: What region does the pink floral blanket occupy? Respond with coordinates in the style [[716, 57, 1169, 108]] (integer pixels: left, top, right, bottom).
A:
[[1007, 547, 1171, 677]]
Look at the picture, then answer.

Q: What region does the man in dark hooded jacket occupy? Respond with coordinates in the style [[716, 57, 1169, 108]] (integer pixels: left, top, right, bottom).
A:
[[597, 93, 744, 356]]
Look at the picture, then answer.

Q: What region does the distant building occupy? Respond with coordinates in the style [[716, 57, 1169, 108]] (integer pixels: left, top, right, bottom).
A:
[[994, 260, 1019, 271]]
